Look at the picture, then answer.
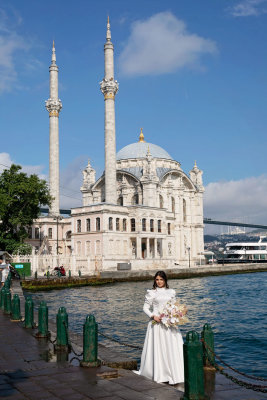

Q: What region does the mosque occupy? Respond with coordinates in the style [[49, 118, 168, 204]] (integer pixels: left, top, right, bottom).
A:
[[23, 19, 204, 274]]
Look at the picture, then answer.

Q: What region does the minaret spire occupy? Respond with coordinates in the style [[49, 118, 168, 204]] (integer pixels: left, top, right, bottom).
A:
[[100, 17, 119, 204], [45, 41, 62, 216]]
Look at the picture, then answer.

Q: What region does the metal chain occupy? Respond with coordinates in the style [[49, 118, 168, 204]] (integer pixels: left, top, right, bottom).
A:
[[63, 321, 83, 357], [202, 340, 267, 393], [98, 330, 142, 350], [201, 339, 267, 382]]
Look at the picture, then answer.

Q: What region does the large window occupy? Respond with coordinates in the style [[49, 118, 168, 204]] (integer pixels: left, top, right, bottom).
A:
[[109, 217, 113, 230], [86, 218, 91, 232], [167, 223, 171, 235], [96, 217, 101, 231], [116, 218, 120, 231], [183, 199, 187, 222], [159, 195, 164, 209], [123, 218, 127, 232], [131, 194, 139, 205], [117, 196, 123, 206], [77, 219, 81, 233], [35, 227, 40, 239], [142, 218, 146, 231], [48, 228, 53, 239], [131, 218, 136, 232], [150, 219, 154, 233], [171, 197, 175, 213], [158, 220, 161, 233]]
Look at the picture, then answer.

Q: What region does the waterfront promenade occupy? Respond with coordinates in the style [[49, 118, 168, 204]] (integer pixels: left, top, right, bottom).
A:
[[0, 282, 266, 399]]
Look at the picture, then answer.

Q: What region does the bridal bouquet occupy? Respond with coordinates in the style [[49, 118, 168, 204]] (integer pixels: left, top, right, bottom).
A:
[[153, 299, 189, 328]]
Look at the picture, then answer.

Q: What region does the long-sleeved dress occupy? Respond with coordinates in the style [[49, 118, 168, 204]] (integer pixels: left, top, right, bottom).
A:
[[139, 287, 184, 384]]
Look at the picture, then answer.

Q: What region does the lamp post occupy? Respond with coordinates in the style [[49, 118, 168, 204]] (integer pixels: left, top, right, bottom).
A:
[[187, 246, 191, 268]]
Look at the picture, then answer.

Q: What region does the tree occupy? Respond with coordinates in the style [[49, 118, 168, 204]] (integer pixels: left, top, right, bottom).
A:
[[0, 164, 52, 253]]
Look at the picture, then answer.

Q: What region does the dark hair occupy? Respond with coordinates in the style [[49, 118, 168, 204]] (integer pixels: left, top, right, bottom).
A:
[[153, 270, 169, 289]]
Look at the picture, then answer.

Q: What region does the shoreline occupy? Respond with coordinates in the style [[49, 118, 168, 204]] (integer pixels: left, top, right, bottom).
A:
[[21, 263, 267, 291]]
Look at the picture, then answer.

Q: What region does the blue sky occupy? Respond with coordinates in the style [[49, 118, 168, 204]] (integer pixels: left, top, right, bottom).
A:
[[0, 0, 267, 229]]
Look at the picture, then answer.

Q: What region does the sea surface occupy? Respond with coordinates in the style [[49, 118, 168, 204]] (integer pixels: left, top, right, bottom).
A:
[[25, 272, 267, 377]]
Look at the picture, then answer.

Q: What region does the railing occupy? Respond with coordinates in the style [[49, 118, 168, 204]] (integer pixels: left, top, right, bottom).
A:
[[1, 275, 267, 398]]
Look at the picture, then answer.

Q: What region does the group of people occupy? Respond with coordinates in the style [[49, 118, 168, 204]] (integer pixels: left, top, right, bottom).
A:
[[137, 270, 185, 385], [0, 257, 10, 287]]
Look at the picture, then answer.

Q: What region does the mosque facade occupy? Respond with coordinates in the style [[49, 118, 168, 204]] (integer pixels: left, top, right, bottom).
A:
[[22, 19, 204, 274]]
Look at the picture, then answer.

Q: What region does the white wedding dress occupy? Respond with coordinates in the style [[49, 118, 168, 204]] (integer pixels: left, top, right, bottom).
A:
[[139, 287, 184, 384]]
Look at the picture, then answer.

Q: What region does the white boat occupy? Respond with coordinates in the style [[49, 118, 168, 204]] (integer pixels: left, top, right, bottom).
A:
[[220, 236, 267, 263]]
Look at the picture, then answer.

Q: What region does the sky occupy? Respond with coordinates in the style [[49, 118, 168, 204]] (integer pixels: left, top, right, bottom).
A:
[[0, 0, 267, 233]]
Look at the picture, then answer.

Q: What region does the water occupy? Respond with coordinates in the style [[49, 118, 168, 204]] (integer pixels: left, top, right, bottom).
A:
[[25, 272, 267, 377]]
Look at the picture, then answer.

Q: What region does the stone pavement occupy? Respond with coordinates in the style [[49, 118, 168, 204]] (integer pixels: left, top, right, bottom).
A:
[[1, 303, 266, 399]]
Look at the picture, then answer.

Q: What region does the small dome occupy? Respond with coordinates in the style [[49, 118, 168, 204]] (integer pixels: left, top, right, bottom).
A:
[[117, 142, 173, 161]]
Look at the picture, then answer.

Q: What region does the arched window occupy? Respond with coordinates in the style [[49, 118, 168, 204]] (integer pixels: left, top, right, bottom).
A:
[[150, 219, 154, 232], [48, 228, 53, 239], [159, 195, 164, 209], [158, 220, 161, 233], [77, 219, 81, 233], [86, 218, 91, 232], [131, 218, 136, 232], [123, 218, 127, 231], [66, 230, 72, 239], [171, 197, 175, 213], [142, 218, 146, 231], [35, 227, 40, 239], [117, 196, 123, 206], [116, 218, 120, 231], [109, 217, 113, 230], [183, 199, 187, 223], [96, 217, 100, 231], [131, 194, 139, 205], [167, 223, 171, 235]]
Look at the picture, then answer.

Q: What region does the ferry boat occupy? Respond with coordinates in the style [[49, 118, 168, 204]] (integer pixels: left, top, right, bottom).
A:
[[218, 236, 267, 264]]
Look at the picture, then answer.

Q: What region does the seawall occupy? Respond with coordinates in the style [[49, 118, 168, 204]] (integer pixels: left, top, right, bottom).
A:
[[21, 263, 267, 291]]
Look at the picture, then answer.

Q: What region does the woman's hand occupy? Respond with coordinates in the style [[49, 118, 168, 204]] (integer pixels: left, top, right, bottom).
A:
[[153, 316, 161, 323]]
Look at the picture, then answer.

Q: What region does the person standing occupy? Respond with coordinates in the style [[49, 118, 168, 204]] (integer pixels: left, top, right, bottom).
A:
[[0, 258, 10, 287], [138, 270, 184, 384]]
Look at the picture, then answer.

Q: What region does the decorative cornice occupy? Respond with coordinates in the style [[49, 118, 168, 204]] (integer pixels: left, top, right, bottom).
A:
[[46, 98, 62, 116], [100, 77, 119, 99]]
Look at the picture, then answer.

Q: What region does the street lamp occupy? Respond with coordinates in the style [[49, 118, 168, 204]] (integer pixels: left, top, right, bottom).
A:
[[187, 246, 191, 268]]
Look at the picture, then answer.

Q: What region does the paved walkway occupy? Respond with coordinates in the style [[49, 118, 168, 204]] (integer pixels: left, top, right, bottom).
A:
[[0, 296, 266, 399]]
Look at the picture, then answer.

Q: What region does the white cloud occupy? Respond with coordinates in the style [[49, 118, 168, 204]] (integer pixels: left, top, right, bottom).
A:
[[119, 12, 217, 76], [229, 0, 267, 17], [60, 156, 87, 209], [0, 8, 29, 93], [0, 152, 46, 179], [204, 175, 267, 225]]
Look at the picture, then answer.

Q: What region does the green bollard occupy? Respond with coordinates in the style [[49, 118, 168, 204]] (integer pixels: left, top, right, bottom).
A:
[[201, 324, 215, 368], [4, 289, 12, 315], [11, 294, 21, 321], [182, 331, 207, 400], [36, 301, 49, 338], [0, 287, 6, 310], [24, 296, 34, 328], [81, 315, 101, 367], [78, 270, 81, 277], [55, 307, 70, 351], [68, 270, 71, 278]]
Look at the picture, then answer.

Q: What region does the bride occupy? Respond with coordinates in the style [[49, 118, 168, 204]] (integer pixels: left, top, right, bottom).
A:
[[138, 270, 184, 384]]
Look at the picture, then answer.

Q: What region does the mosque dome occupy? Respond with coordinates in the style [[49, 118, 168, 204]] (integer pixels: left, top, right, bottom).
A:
[[116, 129, 173, 161]]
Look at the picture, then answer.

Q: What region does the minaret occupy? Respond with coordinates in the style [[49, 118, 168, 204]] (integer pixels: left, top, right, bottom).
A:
[[45, 41, 62, 216], [100, 17, 119, 204]]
